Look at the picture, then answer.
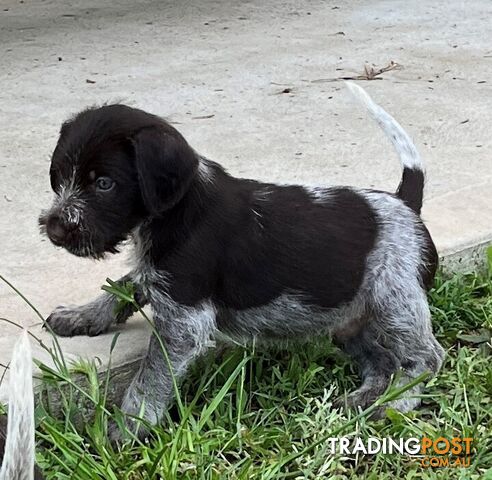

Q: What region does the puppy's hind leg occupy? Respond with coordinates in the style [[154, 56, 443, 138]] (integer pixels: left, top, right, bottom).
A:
[[334, 321, 401, 412], [45, 272, 147, 337], [335, 296, 444, 416], [379, 299, 444, 414]]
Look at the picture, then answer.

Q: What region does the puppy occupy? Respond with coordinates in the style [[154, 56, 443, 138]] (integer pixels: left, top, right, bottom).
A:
[[0, 331, 43, 480], [39, 83, 444, 439]]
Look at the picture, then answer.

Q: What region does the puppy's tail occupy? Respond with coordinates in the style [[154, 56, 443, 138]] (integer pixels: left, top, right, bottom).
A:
[[345, 81, 424, 214], [0, 330, 35, 480]]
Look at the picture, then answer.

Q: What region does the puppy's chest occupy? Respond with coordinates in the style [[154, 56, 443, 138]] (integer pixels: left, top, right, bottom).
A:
[[131, 228, 214, 303]]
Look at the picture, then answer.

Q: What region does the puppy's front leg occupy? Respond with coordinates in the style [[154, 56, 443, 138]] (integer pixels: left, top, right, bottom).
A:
[[114, 301, 216, 440], [45, 273, 147, 337]]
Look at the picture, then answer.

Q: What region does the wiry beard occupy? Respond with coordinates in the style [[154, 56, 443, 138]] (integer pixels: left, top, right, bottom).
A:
[[64, 242, 105, 259], [39, 220, 124, 260], [63, 236, 125, 259]]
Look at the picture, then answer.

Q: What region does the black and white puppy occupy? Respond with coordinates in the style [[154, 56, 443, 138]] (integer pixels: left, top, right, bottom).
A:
[[39, 83, 444, 438]]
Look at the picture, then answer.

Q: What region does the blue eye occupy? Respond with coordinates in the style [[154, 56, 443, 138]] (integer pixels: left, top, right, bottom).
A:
[[96, 176, 114, 191]]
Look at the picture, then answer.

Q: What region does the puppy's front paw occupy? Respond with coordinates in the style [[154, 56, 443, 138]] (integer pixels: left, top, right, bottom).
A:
[[108, 420, 126, 448], [108, 417, 150, 447], [45, 305, 109, 337]]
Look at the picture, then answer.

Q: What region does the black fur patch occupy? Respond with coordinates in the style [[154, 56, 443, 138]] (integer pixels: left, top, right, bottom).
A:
[[143, 162, 377, 310]]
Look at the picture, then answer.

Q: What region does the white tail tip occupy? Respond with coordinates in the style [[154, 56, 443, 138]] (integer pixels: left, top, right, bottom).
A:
[[345, 81, 423, 171]]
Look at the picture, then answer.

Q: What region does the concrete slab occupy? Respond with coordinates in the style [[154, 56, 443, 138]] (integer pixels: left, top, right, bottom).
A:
[[1, 0, 491, 403]]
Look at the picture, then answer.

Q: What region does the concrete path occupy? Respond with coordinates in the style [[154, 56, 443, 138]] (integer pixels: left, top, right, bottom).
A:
[[1, 0, 491, 402]]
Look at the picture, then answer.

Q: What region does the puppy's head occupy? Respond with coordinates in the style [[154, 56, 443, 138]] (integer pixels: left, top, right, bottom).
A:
[[39, 104, 198, 258]]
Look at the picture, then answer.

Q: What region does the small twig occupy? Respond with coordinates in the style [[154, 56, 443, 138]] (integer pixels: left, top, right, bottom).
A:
[[191, 114, 215, 120], [359, 61, 401, 80], [272, 87, 295, 95], [311, 60, 402, 83]]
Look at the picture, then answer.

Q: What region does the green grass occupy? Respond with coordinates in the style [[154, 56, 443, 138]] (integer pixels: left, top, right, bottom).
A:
[[1, 264, 491, 479]]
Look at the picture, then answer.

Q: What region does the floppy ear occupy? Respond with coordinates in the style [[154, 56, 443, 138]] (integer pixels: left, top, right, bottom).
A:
[[133, 127, 198, 214]]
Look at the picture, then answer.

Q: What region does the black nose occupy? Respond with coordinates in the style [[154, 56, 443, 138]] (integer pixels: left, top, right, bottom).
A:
[[46, 216, 67, 246]]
